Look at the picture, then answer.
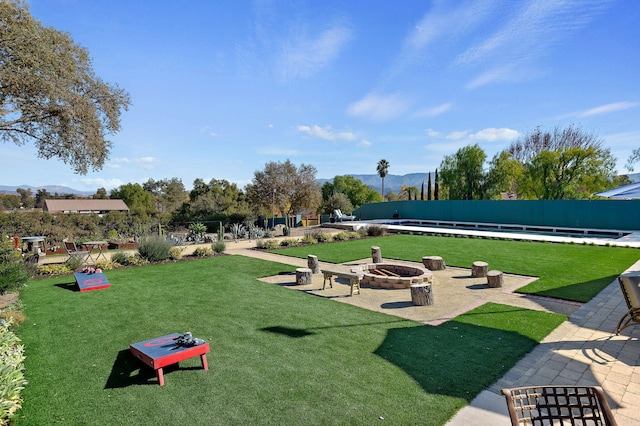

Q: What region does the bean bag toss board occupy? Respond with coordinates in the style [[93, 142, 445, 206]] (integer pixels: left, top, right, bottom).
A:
[[129, 333, 210, 386], [74, 272, 110, 292]]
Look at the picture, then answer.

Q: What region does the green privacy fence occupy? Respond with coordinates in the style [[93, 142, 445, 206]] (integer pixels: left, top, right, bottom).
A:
[[353, 200, 640, 231]]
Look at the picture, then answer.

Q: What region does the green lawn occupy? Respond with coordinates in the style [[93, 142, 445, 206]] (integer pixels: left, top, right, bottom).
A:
[[272, 235, 640, 302], [16, 256, 564, 425]]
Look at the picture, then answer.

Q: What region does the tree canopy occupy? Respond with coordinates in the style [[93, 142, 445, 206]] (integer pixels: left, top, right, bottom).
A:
[[439, 144, 488, 200], [321, 175, 381, 213], [508, 125, 617, 199], [0, 0, 130, 174], [246, 160, 321, 225]]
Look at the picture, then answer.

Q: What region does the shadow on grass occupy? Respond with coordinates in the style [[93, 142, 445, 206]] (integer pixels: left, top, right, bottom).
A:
[[374, 321, 538, 402], [54, 281, 79, 292], [104, 349, 158, 388], [261, 326, 315, 338]]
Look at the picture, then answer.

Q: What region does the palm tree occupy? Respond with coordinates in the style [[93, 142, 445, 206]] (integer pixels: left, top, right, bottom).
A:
[[376, 159, 390, 200]]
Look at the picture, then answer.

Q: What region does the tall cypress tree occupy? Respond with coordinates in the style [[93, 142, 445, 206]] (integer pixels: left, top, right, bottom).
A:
[[434, 169, 439, 200], [427, 173, 432, 201]]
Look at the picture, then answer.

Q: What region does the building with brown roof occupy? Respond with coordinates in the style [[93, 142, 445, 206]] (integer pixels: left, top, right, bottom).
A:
[[44, 199, 129, 215]]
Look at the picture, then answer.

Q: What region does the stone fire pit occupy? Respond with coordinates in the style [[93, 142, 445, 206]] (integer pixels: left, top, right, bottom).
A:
[[357, 263, 434, 289]]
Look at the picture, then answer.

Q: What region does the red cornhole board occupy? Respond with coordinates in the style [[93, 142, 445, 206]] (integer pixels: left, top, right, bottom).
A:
[[129, 333, 210, 386], [74, 272, 110, 292]]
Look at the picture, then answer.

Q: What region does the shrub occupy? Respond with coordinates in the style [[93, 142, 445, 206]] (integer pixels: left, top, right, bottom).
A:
[[0, 236, 30, 295], [124, 254, 149, 266], [357, 227, 367, 237], [333, 232, 350, 241], [0, 318, 27, 424], [366, 224, 385, 237], [168, 247, 184, 260], [279, 238, 299, 247], [256, 239, 278, 250], [193, 247, 213, 257], [37, 264, 72, 276], [188, 223, 207, 242], [110, 251, 128, 265], [212, 241, 226, 254], [65, 255, 84, 272], [300, 236, 317, 245], [137, 236, 172, 262], [95, 260, 117, 271]]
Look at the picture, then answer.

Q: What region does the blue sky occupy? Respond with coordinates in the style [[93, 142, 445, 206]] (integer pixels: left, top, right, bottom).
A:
[[2, 0, 639, 192]]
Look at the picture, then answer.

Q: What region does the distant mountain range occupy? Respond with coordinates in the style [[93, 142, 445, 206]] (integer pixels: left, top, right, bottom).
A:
[[317, 173, 433, 194], [0, 184, 94, 196], [2, 171, 637, 197]]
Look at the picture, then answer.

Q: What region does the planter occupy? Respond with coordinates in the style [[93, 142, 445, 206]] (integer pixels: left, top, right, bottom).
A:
[[108, 242, 138, 250]]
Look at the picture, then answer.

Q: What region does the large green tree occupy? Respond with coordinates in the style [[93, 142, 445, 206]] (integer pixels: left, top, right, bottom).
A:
[[508, 125, 617, 199], [439, 144, 488, 200], [186, 178, 249, 219], [143, 178, 187, 214], [110, 183, 155, 221], [321, 175, 381, 213], [0, 0, 130, 174], [246, 160, 321, 227]]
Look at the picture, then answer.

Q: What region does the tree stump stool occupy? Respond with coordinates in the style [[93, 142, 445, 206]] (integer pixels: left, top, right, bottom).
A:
[[422, 256, 446, 270], [487, 270, 503, 288], [410, 283, 434, 306], [296, 268, 312, 285], [371, 246, 382, 263], [307, 255, 320, 274], [472, 261, 488, 278]]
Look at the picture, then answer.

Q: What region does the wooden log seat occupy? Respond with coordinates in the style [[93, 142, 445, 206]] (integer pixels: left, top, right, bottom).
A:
[[296, 268, 313, 285], [422, 256, 446, 271], [472, 261, 489, 278], [371, 246, 382, 263], [321, 269, 364, 296], [410, 283, 434, 306], [487, 270, 503, 288], [307, 255, 320, 274]]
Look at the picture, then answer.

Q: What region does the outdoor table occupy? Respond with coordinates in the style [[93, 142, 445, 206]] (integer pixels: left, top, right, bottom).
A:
[[82, 241, 108, 263], [129, 333, 210, 386], [20, 236, 46, 254]]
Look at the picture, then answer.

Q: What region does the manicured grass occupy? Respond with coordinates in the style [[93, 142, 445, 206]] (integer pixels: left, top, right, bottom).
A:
[[16, 256, 564, 425], [272, 235, 640, 302]]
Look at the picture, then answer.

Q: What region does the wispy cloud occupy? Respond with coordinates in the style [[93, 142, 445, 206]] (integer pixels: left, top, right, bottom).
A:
[[579, 102, 638, 117], [469, 128, 520, 142], [109, 156, 160, 170], [413, 102, 453, 118], [79, 178, 126, 191], [296, 125, 356, 141], [279, 25, 352, 80], [358, 140, 372, 148], [347, 92, 412, 121], [455, 0, 612, 88]]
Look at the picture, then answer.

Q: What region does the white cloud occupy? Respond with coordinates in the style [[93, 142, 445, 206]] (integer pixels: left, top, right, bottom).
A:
[[108, 156, 160, 170], [469, 127, 520, 142], [413, 102, 453, 118], [280, 25, 352, 80], [347, 93, 412, 121], [296, 125, 356, 141], [79, 178, 126, 191], [358, 140, 372, 148], [579, 102, 638, 117], [425, 128, 443, 138], [446, 131, 469, 140]]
